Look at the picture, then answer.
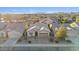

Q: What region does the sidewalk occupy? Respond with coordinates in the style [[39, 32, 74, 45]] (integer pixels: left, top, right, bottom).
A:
[[3, 38, 19, 46]]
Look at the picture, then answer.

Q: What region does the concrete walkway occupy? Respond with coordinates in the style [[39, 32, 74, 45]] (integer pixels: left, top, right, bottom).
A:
[[3, 38, 19, 46]]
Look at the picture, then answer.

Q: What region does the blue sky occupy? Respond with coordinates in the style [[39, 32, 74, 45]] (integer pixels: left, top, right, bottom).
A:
[[0, 7, 79, 13]]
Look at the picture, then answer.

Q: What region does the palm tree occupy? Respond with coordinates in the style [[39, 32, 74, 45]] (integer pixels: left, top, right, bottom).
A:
[[55, 25, 67, 42]]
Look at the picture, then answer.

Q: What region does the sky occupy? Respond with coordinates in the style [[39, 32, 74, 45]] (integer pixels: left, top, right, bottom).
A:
[[0, 7, 79, 13]]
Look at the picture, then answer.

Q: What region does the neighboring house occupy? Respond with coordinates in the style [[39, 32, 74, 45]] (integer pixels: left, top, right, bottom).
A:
[[0, 22, 7, 30], [39, 18, 52, 24], [66, 17, 73, 23], [51, 17, 60, 28], [0, 22, 22, 39], [50, 17, 60, 33]]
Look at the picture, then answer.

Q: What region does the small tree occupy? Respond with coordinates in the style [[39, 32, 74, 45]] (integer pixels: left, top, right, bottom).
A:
[[62, 17, 68, 23], [76, 16, 79, 23]]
